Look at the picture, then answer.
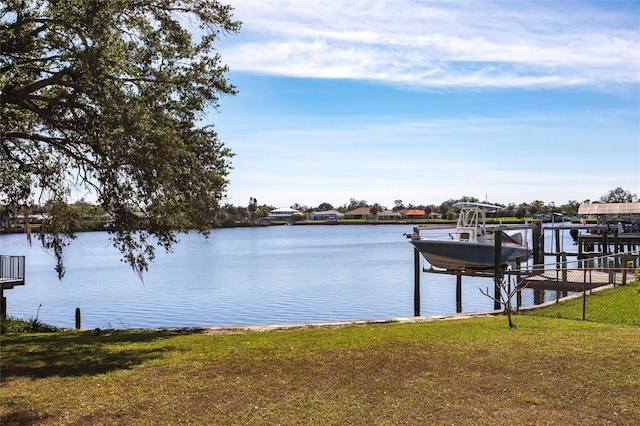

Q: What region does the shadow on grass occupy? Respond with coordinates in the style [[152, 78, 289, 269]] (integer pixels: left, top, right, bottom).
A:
[[1, 401, 52, 425], [0, 329, 198, 379]]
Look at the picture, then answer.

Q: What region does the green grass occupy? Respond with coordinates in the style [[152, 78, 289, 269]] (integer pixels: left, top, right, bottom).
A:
[[1, 285, 639, 425], [523, 280, 640, 325]]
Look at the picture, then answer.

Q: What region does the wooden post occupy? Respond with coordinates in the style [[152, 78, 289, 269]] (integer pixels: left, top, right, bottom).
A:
[[75, 307, 81, 329], [0, 289, 5, 320], [561, 252, 568, 297], [516, 258, 522, 309], [578, 235, 583, 268], [494, 230, 502, 310], [532, 220, 544, 265], [413, 248, 420, 317], [554, 228, 561, 268], [613, 228, 619, 268], [456, 273, 462, 313], [554, 228, 561, 302], [582, 279, 587, 321], [534, 288, 544, 305], [532, 221, 540, 264]]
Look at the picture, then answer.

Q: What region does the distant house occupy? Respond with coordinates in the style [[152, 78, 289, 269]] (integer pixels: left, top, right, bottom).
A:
[[307, 210, 344, 221], [267, 208, 301, 220], [344, 207, 373, 220], [401, 209, 426, 219], [377, 210, 402, 221], [428, 212, 443, 219], [9, 214, 48, 230], [12, 214, 48, 224]]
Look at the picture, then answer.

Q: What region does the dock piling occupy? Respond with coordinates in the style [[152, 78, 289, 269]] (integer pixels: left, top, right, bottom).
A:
[[1, 289, 5, 320], [456, 273, 462, 313], [532, 220, 544, 265], [493, 231, 502, 310], [413, 248, 420, 317]]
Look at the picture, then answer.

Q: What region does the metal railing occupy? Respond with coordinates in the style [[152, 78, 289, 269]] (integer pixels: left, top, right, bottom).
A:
[[510, 251, 639, 323], [0, 255, 26, 281]]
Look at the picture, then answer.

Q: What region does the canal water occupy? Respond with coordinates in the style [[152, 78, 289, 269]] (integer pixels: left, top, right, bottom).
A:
[[1, 224, 575, 329]]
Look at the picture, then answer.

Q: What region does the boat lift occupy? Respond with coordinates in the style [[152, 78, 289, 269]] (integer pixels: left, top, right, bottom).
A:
[[411, 221, 542, 315], [411, 221, 640, 316]]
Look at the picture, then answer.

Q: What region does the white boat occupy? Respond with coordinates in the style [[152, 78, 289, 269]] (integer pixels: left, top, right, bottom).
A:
[[408, 202, 532, 271]]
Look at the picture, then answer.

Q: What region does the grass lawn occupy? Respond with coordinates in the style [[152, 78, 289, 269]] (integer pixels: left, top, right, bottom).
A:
[[2, 285, 640, 425], [523, 278, 640, 325]]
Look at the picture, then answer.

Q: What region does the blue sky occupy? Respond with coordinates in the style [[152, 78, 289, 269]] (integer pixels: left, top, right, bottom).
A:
[[206, 0, 640, 210]]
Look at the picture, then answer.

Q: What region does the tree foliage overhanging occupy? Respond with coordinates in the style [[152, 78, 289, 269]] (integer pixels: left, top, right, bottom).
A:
[[0, 0, 240, 277]]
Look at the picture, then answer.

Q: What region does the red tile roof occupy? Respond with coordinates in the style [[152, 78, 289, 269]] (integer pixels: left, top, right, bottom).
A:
[[345, 207, 372, 215]]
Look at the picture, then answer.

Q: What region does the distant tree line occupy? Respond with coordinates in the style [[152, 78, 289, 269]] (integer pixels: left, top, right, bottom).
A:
[[3, 187, 634, 231], [228, 187, 636, 224]]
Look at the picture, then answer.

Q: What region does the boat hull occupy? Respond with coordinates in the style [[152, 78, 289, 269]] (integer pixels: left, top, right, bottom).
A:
[[410, 239, 531, 270]]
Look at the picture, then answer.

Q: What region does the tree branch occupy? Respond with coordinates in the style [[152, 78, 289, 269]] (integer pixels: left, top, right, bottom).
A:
[[3, 131, 98, 170], [2, 68, 81, 101]]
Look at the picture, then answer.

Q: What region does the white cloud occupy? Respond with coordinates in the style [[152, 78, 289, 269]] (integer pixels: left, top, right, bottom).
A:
[[210, 1, 640, 209], [220, 0, 640, 88]]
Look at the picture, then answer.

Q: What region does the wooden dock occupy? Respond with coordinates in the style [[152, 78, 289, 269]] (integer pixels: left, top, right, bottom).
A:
[[0, 255, 25, 288], [543, 224, 640, 258], [577, 233, 640, 258], [0, 277, 25, 290], [1, 255, 26, 318], [518, 269, 634, 292]]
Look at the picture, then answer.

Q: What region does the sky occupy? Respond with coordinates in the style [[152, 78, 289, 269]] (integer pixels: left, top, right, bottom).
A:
[[206, 0, 640, 210]]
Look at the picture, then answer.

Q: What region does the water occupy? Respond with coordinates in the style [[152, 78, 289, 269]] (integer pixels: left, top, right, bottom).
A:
[[0, 224, 577, 329]]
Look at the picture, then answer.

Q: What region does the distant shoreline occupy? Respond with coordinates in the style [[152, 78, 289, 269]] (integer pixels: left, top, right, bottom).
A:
[[0, 217, 592, 235]]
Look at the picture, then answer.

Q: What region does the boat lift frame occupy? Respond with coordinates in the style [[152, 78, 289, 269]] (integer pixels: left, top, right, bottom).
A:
[[412, 221, 543, 315], [412, 221, 640, 316]]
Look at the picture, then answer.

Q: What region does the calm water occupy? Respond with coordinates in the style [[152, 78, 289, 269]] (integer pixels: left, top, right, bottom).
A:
[[1, 224, 575, 329]]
